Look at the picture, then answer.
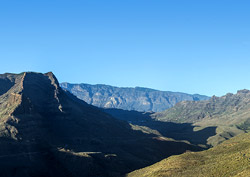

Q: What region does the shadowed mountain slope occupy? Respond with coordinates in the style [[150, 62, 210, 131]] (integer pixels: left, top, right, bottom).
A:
[[60, 83, 209, 112], [103, 108, 216, 147], [0, 72, 201, 177], [127, 132, 250, 177], [153, 90, 250, 146]]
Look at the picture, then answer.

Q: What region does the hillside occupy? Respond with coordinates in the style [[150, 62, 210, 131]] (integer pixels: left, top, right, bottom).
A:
[[153, 90, 250, 146], [0, 72, 201, 177], [127, 132, 250, 177], [104, 109, 216, 147], [60, 83, 209, 112]]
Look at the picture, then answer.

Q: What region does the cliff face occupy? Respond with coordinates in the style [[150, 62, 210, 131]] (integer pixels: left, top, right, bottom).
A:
[[0, 72, 201, 177], [60, 83, 209, 112]]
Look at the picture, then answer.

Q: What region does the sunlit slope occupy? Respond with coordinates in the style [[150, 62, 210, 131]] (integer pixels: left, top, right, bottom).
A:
[[127, 132, 250, 177]]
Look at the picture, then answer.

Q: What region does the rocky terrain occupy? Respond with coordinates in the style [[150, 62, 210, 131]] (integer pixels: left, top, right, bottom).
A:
[[152, 90, 250, 146], [0, 72, 201, 177], [60, 83, 209, 112]]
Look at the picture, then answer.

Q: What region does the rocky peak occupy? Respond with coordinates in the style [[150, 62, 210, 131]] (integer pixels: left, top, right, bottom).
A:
[[45, 72, 60, 89], [11, 72, 64, 116], [237, 89, 250, 95]]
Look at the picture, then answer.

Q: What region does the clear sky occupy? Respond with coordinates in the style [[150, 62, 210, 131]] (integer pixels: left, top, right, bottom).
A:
[[0, 0, 250, 96]]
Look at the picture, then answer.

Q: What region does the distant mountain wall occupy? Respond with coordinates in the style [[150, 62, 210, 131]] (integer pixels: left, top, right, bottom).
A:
[[60, 83, 210, 112]]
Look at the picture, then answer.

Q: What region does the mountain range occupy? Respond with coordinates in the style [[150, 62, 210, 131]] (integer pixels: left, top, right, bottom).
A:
[[60, 83, 209, 112], [126, 90, 250, 176], [152, 90, 250, 146], [2, 71, 250, 176], [0, 72, 201, 177], [60, 82, 250, 147]]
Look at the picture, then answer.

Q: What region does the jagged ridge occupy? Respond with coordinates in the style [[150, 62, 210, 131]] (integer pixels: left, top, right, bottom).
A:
[[60, 82, 210, 112], [153, 90, 250, 146]]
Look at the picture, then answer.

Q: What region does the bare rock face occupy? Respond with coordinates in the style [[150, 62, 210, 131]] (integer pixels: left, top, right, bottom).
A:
[[0, 72, 201, 177], [60, 83, 209, 112]]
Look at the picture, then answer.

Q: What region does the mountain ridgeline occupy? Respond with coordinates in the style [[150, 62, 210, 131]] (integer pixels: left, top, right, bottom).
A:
[[2, 72, 250, 177], [60, 83, 209, 112], [0, 72, 201, 177], [152, 90, 250, 146]]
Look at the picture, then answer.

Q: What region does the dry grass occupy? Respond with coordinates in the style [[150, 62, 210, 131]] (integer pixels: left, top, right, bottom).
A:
[[127, 132, 250, 177]]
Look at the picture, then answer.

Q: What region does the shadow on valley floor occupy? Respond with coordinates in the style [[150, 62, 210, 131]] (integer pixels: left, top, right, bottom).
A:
[[0, 119, 203, 177], [0, 110, 204, 177], [104, 108, 217, 146]]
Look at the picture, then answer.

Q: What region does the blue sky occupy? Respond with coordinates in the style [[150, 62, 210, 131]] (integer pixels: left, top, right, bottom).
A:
[[0, 0, 250, 96]]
